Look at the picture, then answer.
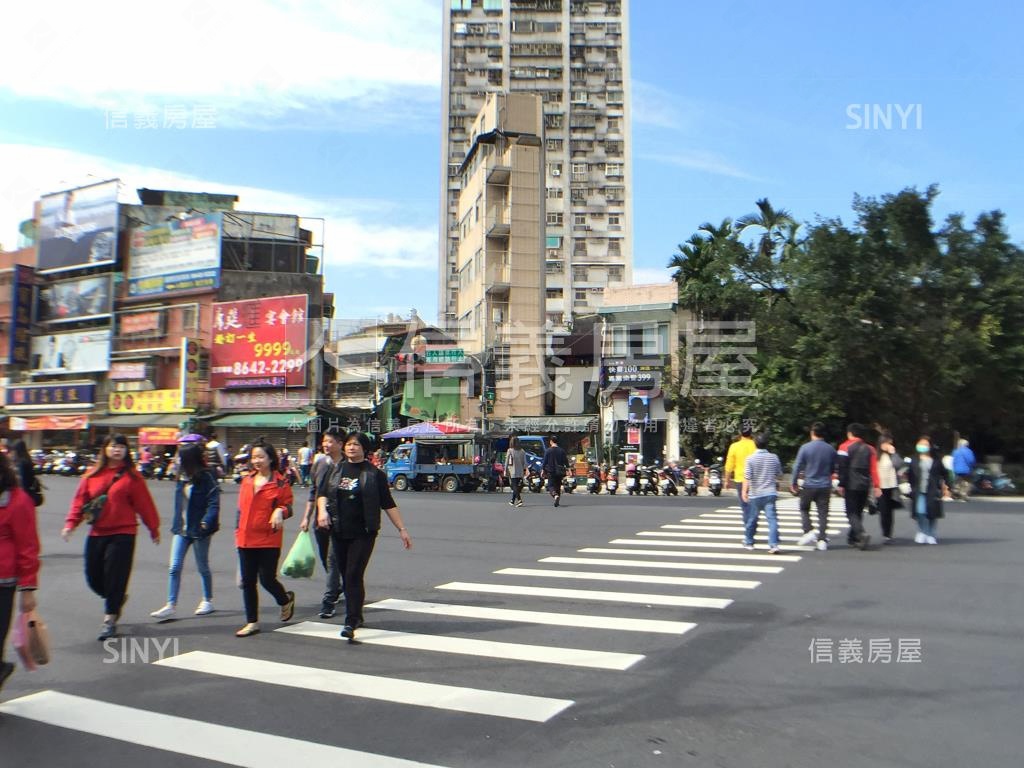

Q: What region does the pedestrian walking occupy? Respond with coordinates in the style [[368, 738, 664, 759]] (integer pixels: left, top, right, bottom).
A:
[[62, 434, 160, 640], [741, 433, 784, 553], [541, 435, 570, 507], [235, 441, 295, 638], [836, 423, 880, 550], [724, 426, 757, 529], [505, 436, 527, 507], [316, 431, 411, 642], [9, 440, 43, 507], [301, 429, 342, 619], [791, 423, 837, 550], [0, 452, 40, 696], [875, 434, 903, 543], [297, 441, 314, 486], [150, 444, 220, 620], [952, 439, 976, 500], [908, 436, 947, 544]]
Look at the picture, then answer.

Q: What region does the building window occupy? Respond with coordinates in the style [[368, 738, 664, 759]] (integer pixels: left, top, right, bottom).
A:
[[488, 69, 503, 85], [483, 0, 502, 9], [608, 265, 623, 282], [573, 265, 588, 281], [605, 163, 622, 177], [546, 260, 564, 273], [546, 187, 564, 199], [574, 213, 587, 227], [608, 239, 622, 256], [546, 138, 563, 152], [570, 187, 586, 202], [547, 312, 564, 326], [574, 289, 588, 301], [546, 288, 564, 298], [548, 162, 562, 177], [451, 1, 471, 12], [545, 113, 563, 129], [611, 324, 627, 355], [546, 212, 564, 225], [609, 214, 621, 227], [181, 305, 198, 331]]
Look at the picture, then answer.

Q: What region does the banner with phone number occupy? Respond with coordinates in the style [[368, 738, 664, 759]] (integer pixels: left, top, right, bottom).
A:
[[209, 294, 308, 389]]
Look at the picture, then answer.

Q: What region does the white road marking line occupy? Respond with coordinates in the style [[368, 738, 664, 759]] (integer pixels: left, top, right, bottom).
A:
[[366, 598, 696, 635], [436, 582, 733, 609], [0, 691, 451, 768], [540, 556, 783, 575], [495, 567, 760, 590], [276, 622, 645, 671], [585, 546, 803, 563], [633, 532, 814, 550], [154, 651, 572, 722]]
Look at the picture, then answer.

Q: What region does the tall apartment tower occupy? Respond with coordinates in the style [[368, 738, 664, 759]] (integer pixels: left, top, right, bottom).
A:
[[440, 0, 632, 333]]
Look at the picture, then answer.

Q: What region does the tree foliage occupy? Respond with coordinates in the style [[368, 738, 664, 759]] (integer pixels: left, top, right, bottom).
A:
[[667, 187, 1024, 462]]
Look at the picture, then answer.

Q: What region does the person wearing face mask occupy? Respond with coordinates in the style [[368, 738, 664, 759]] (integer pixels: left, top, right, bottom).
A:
[[906, 436, 947, 544], [62, 434, 161, 640]]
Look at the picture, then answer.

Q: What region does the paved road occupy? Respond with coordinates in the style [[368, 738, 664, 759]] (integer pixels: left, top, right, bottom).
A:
[[1, 477, 1021, 767]]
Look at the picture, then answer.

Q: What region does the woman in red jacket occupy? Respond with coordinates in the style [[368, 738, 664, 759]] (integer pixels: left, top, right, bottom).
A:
[[62, 434, 160, 640], [0, 451, 40, 694], [235, 441, 295, 637]]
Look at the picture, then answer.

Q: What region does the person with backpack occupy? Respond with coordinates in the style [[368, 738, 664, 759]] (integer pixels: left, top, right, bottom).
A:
[[836, 423, 881, 550]]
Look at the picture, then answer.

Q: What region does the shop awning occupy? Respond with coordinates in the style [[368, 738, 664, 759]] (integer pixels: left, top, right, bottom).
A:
[[208, 412, 310, 428], [90, 414, 190, 428], [489, 415, 600, 433]]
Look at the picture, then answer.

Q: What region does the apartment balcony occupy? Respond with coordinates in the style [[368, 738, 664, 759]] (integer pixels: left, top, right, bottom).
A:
[[487, 159, 511, 185], [486, 207, 511, 238], [486, 262, 511, 294]]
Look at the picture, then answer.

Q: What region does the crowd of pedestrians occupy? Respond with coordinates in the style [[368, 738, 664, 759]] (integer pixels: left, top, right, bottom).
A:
[[731, 423, 952, 553]]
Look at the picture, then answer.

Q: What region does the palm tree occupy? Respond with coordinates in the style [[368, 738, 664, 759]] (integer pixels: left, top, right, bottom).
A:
[[736, 198, 796, 263]]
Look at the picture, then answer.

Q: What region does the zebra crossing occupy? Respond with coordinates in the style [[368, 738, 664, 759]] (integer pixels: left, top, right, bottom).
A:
[[1, 497, 842, 767]]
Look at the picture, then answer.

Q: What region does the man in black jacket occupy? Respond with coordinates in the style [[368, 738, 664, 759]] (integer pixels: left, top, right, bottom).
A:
[[542, 435, 570, 508], [301, 429, 342, 618]]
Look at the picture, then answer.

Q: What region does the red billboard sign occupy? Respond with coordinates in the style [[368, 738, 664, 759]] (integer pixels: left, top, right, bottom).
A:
[[210, 294, 308, 389]]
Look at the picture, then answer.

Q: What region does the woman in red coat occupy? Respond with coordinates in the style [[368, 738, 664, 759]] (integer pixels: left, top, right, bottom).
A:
[[235, 441, 295, 637], [0, 451, 40, 695], [62, 434, 160, 640]]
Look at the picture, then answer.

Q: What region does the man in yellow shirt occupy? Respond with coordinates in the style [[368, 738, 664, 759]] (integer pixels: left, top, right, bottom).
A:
[[724, 426, 757, 524]]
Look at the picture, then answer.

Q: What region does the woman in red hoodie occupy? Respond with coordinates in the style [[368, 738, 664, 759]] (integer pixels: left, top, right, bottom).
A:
[[0, 451, 40, 695], [62, 434, 160, 640], [234, 441, 294, 638]]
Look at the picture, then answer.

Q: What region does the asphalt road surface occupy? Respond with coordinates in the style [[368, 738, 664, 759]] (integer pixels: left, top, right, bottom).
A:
[[1, 476, 1022, 768]]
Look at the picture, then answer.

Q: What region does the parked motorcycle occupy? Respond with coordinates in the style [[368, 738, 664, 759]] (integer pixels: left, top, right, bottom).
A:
[[658, 467, 679, 496], [707, 460, 723, 497], [638, 465, 656, 495], [625, 463, 638, 495], [586, 464, 601, 494], [605, 466, 619, 495], [971, 468, 1017, 495], [527, 469, 545, 494], [683, 465, 699, 496], [561, 473, 577, 494]]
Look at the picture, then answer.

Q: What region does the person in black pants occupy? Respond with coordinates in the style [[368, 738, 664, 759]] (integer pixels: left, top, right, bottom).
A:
[[542, 435, 570, 508], [836, 423, 881, 550], [301, 430, 343, 618], [0, 451, 41, 694], [875, 434, 903, 543], [316, 431, 411, 641]]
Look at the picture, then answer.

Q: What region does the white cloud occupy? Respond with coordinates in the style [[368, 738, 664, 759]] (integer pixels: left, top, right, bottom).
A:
[[631, 80, 690, 131], [0, 143, 439, 316], [639, 150, 763, 182], [631, 266, 676, 286], [0, 0, 442, 129]]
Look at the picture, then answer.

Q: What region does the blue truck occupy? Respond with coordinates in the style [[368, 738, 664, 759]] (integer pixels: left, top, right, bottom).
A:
[[385, 436, 492, 493]]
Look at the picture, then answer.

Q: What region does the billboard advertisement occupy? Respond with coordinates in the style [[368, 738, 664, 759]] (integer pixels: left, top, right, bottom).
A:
[[37, 274, 112, 323], [30, 328, 111, 375], [8, 265, 33, 365], [128, 212, 222, 297], [6, 383, 96, 408], [210, 295, 308, 389], [109, 389, 190, 414], [37, 180, 119, 273]]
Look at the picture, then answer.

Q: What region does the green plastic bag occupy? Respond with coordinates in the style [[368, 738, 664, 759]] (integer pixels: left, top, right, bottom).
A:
[[280, 529, 317, 579]]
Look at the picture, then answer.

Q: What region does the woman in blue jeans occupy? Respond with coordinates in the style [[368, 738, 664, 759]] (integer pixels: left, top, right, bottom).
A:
[[906, 436, 947, 545], [150, 444, 220, 619]]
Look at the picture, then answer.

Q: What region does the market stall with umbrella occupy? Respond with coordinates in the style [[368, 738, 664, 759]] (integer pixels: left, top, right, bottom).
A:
[[381, 421, 476, 439]]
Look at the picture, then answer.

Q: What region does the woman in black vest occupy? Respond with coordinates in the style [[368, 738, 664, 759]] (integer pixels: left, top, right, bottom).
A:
[[315, 431, 411, 641]]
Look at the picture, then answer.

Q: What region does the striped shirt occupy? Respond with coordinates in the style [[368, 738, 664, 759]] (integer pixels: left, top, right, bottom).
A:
[[743, 449, 783, 499]]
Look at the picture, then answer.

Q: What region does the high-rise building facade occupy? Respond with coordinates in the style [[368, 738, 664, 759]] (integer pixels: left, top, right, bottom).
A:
[[440, 0, 632, 333]]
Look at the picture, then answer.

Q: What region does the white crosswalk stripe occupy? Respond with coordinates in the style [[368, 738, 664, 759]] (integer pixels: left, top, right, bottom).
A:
[[436, 581, 734, 608], [277, 621, 646, 670], [0, 691, 452, 768], [639, 529, 822, 543], [366, 598, 696, 635], [668, 523, 841, 534], [155, 651, 573, 722], [584, 545, 803, 562], [632, 533, 815, 550], [495, 567, 761, 590], [540, 556, 783, 574]]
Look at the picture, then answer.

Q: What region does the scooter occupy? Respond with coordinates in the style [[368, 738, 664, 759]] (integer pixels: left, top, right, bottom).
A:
[[527, 469, 545, 493], [561, 473, 577, 494], [683, 465, 699, 496], [586, 465, 601, 494], [658, 467, 679, 496], [625, 464, 638, 495], [638, 465, 656, 495], [707, 460, 723, 496], [605, 466, 619, 495]]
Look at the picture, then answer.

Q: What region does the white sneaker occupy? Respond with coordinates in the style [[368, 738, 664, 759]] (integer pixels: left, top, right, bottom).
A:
[[816, 539, 829, 551], [150, 604, 176, 619], [925, 536, 938, 545], [796, 531, 818, 546], [195, 600, 215, 615], [914, 532, 926, 544]]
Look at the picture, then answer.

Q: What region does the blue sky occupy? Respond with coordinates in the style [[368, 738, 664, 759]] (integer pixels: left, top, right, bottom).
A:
[[1, 0, 1021, 324]]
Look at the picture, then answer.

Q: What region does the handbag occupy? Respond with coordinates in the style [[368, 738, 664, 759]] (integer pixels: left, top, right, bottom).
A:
[[280, 529, 317, 579], [12, 609, 51, 670], [81, 467, 128, 525]]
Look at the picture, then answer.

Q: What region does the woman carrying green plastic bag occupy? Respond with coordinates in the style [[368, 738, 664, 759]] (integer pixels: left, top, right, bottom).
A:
[[280, 528, 317, 579]]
